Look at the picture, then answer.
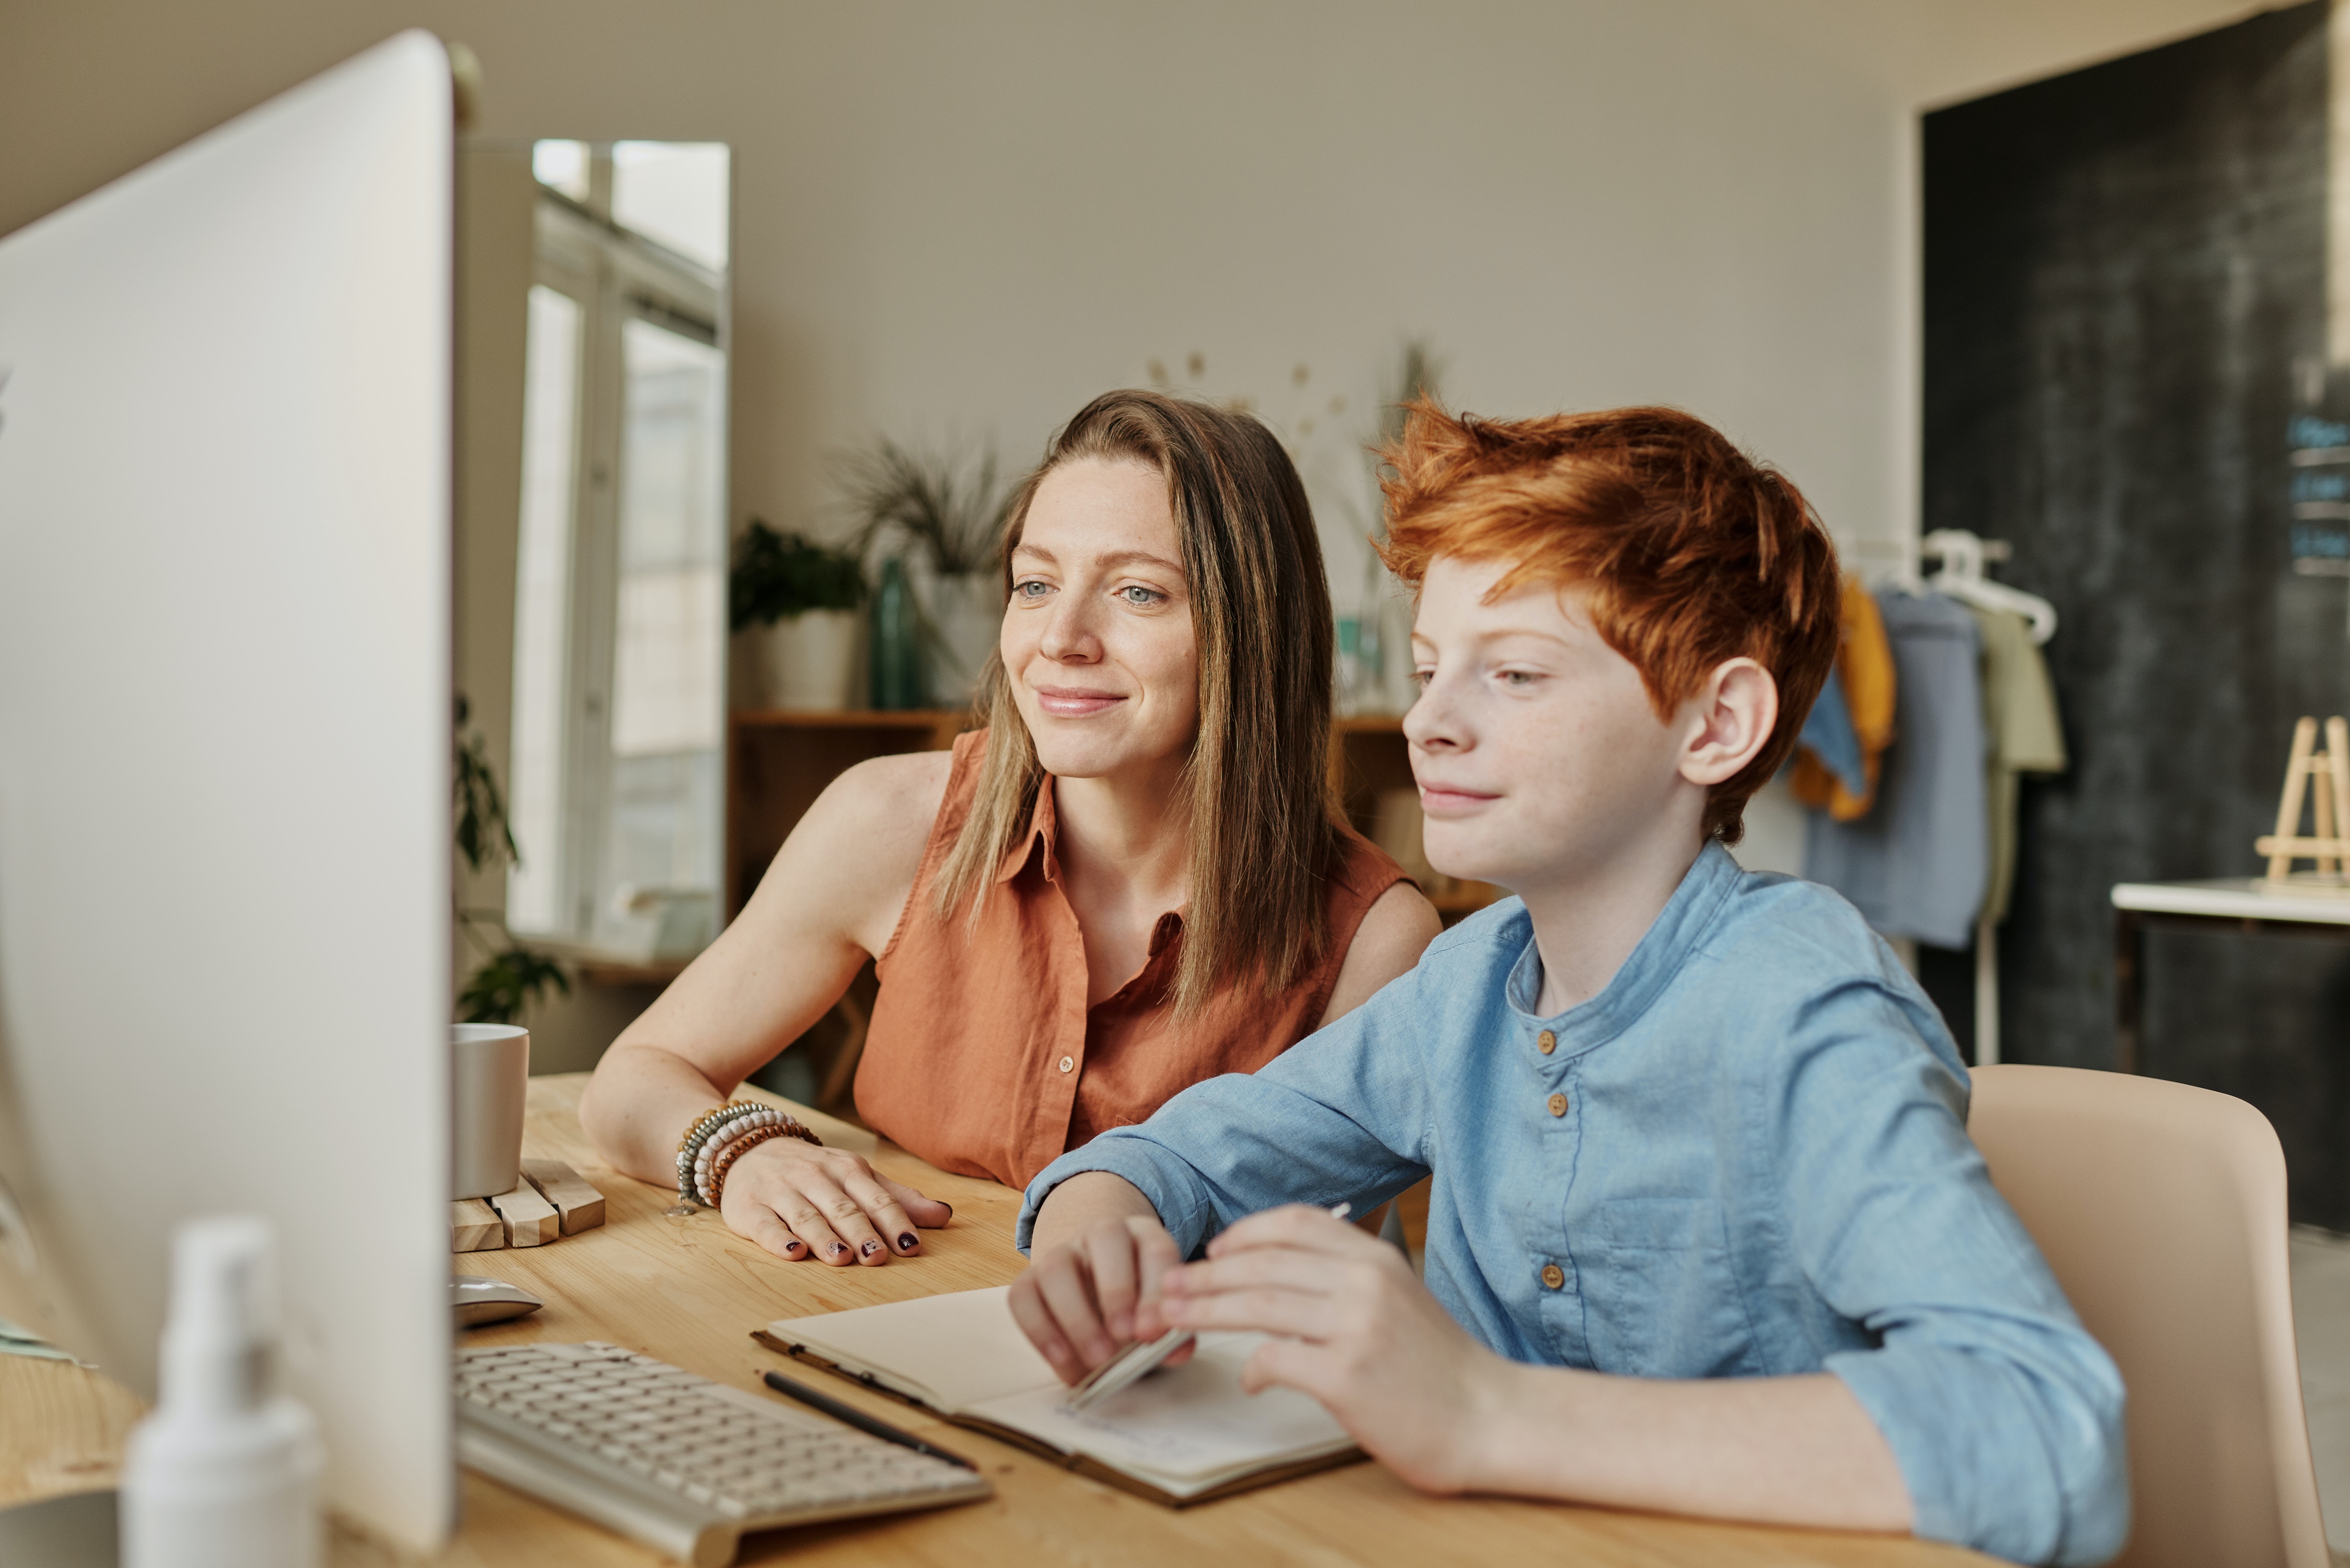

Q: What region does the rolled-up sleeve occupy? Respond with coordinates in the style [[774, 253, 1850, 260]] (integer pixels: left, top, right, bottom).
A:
[[1016, 966, 1432, 1256], [1773, 980, 2130, 1566]]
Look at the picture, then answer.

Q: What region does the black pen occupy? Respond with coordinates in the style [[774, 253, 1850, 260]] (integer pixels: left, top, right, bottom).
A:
[[761, 1368, 978, 1470]]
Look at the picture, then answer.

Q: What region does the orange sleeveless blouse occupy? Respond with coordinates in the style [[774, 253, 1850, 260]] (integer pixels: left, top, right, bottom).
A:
[[855, 729, 1410, 1189]]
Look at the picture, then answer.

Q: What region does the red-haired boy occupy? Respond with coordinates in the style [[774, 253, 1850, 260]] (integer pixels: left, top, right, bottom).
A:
[[1010, 404, 2127, 1564]]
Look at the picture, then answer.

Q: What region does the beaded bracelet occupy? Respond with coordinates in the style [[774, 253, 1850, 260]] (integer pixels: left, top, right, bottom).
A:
[[671, 1101, 765, 1214], [695, 1110, 785, 1200], [706, 1123, 793, 1210], [668, 1100, 822, 1216]]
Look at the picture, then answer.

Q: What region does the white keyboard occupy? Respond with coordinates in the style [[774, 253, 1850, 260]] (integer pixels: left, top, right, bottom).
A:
[[455, 1342, 990, 1566]]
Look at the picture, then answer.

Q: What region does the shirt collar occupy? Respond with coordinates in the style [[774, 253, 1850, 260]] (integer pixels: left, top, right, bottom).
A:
[[1506, 840, 1744, 1049], [995, 777, 1062, 885]]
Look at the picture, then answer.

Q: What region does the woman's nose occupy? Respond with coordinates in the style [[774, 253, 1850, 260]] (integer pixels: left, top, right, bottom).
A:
[[1037, 597, 1102, 663]]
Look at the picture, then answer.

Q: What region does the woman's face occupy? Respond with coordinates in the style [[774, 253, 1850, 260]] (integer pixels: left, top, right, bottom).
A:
[[1002, 457, 1199, 782]]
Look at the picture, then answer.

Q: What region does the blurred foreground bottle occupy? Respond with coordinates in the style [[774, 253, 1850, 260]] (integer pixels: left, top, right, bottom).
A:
[[122, 1216, 322, 1568]]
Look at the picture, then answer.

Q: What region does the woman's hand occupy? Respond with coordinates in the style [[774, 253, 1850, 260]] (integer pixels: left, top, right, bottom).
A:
[[1008, 1213, 1195, 1385], [1157, 1204, 1508, 1493], [717, 1135, 950, 1266]]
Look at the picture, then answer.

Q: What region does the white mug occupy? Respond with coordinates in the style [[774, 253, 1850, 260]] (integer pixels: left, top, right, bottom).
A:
[[451, 1024, 529, 1200]]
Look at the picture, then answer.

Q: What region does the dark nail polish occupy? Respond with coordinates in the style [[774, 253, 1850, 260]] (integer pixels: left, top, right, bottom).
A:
[[827, 1241, 848, 1257], [860, 1239, 883, 1256], [898, 1233, 918, 1251], [940, 1203, 953, 1220], [784, 1240, 802, 1253]]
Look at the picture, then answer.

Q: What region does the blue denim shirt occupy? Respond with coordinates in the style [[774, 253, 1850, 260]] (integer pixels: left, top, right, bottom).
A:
[[1019, 843, 2129, 1566]]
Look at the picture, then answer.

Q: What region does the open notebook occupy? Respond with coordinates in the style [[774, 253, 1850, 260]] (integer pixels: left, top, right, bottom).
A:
[[753, 1286, 1359, 1505]]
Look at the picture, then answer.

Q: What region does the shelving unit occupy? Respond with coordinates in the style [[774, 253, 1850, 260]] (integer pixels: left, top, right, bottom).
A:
[[728, 708, 1500, 923], [717, 708, 1498, 1116], [726, 709, 973, 917]]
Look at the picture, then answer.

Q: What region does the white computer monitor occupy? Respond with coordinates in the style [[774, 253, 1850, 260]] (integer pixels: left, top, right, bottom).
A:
[[0, 31, 455, 1551]]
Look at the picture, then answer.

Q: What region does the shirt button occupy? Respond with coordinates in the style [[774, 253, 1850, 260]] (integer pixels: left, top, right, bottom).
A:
[[1547, 1092, 1568, 1117], [1058, 1056, 1075, 1074], [1540, 1263, 1565, 1290], [1536, 1030, 1557, 1055]]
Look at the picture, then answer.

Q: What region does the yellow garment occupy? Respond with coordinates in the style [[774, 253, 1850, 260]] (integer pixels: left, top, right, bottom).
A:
[[1791, 577, 1897, 822]]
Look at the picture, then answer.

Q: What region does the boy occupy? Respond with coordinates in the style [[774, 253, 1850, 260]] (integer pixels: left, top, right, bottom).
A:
[[1009, 404, 2128, 1565]]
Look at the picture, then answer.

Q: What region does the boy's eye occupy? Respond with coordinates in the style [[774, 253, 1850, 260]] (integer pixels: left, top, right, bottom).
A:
[[1498, 669, 1539, 687]]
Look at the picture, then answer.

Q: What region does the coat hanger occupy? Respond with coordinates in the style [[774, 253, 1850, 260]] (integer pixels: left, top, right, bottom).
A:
[[1920, 528, 2057, 646]]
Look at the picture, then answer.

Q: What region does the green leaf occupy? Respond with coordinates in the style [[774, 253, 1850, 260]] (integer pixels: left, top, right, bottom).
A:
[[457, 943, 572, 1026], [730, 519, 868, 629]]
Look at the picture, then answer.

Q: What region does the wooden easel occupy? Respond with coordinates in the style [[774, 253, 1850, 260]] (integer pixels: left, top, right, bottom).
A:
[[2256, 716, 2350, 884]]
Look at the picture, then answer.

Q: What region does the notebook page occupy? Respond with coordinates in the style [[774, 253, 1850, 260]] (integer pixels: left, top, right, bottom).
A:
[[767, 1286, 1058, 1412], [967, 1332, 1352, 1488]]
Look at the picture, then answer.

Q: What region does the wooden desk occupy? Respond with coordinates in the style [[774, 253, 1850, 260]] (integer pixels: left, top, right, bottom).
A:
[[3, 1074, 1984, 1567], [2110, 878, 2350, 1072]]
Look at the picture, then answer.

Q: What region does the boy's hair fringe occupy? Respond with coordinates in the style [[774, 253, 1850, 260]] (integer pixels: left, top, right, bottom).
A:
[[1376, 399, 1842, 844]]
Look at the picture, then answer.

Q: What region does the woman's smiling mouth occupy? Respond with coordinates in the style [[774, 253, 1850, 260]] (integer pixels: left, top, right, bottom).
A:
[[1033, 685, 1129, 718]]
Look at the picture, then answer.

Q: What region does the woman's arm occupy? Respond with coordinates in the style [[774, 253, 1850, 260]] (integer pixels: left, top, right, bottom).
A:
[[1317, 882, 1442, 1027], [578, 750, 953, 1264]]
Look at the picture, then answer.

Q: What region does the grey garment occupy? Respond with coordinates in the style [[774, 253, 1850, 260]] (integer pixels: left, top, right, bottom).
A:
[[1804, 588, 1988, 948]]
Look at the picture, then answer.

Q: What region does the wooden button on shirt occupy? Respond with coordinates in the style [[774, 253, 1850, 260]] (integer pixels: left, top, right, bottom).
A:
[[1547, 1092, 1569, 1117], [1540, 1263, 1566, 1290], [1536, 1029, 1557, 1054]]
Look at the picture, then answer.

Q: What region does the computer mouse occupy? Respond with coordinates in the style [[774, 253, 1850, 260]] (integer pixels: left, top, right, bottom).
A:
[[452, 1275, 544, 1328]]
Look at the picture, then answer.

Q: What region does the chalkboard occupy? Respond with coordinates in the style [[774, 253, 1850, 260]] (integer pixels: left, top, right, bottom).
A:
[[1923, 1, 2350, 1227]]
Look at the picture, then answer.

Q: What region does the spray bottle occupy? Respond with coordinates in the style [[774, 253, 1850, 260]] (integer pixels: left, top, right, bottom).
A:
[[120, 1216, 322, 1568]]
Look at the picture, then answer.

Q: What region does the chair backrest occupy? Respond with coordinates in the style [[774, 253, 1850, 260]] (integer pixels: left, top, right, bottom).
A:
[[1968, 1065, 2328, 1568]]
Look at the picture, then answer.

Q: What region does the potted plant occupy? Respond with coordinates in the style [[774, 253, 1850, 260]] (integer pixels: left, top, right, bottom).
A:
[[453, 695, 569, 1024], [730, 520, 867, 711], [840, 440, 1011, 706]]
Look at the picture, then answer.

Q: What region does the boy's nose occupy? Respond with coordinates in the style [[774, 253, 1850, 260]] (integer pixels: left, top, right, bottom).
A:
[[1402, 673, 1463, 751]]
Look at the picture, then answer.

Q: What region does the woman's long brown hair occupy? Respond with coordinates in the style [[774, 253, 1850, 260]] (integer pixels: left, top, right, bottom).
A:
[[931, 390, 1344, 1018]]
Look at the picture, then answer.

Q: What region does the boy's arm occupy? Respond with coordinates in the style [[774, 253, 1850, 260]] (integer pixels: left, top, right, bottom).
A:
[[1011, 964, 1435, 1380], [1162, 1204, 1912, 1530], [1015, 960, 1434, 1259], [1775, 980, 2130, 1566]]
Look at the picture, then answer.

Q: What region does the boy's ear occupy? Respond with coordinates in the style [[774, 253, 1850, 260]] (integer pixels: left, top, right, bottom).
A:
[[1677, 658, 1778, 788]]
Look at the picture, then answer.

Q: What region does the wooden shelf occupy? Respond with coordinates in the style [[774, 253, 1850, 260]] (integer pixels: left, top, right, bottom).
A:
[[726, 708, 1500, 929], [733, 707, 969, 731]]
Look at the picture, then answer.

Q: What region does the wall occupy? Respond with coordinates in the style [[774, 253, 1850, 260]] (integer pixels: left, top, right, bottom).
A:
[[0, 0, 2265, 1061], [1923, 3, 2350, 1224], [4, 0, 1916, 583]]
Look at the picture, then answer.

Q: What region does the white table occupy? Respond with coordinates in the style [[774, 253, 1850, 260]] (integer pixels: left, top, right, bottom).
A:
[[2109, 879, 2350, 1070]]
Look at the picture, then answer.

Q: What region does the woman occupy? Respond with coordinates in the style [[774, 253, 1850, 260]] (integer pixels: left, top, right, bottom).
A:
[[580, 390, 1439, 1266]]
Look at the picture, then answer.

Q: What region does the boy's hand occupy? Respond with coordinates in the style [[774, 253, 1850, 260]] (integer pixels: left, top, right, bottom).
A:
[[1010, 1213, 1196, 1385], [1157, 1203, 1506, 1493]]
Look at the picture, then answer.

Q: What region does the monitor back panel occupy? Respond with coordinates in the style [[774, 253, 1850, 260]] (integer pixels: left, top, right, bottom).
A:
[[0, 30, 454, 1549]]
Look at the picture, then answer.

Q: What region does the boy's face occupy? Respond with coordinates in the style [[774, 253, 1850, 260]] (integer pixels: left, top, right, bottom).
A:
[[1403, 555, 1705, 891]]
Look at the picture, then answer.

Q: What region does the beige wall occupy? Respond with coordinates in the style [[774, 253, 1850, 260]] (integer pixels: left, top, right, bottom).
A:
[[0, 0, 2262, 1051]]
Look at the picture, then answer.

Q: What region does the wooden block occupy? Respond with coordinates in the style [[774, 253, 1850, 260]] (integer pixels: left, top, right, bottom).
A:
[[451, 1198, 502, 1254], [520, 1158, 605, 1235], [485, 1180, 560, 1247]]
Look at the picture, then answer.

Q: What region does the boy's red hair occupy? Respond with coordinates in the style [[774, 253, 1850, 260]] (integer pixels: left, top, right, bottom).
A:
[[1377, 401, 1841, 844]]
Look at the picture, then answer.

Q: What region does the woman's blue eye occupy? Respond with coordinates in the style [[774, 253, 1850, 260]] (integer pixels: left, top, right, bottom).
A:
[[1120, 586, 1162, 607], [1015, 580, 1050, 599]]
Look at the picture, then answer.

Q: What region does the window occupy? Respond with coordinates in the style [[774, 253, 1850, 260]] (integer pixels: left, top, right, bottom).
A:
[[506, 143, 730, 963]]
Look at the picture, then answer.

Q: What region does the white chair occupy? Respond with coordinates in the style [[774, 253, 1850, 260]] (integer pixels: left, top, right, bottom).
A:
[[1968, 1065, 2329, 1568]]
